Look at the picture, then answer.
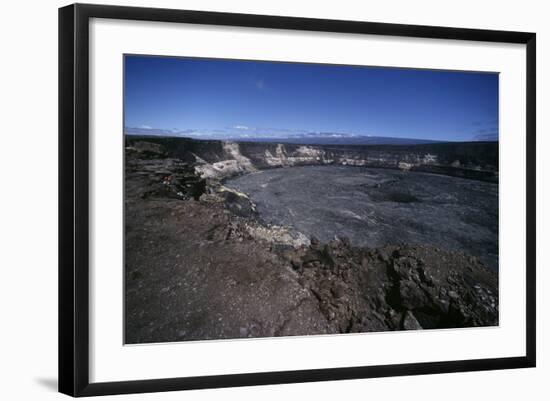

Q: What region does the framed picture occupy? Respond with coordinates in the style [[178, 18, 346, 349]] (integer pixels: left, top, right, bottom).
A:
[[58, 3, 536, 397]]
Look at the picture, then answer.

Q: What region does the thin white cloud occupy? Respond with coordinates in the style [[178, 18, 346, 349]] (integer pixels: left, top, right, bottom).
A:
[[139, 124, 152, 129], [234, 125, 249, 130], [255, 79, 265, 90]]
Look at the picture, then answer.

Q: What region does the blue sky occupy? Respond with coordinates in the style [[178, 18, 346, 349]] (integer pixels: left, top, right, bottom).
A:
[[124, 55, 499, 142]]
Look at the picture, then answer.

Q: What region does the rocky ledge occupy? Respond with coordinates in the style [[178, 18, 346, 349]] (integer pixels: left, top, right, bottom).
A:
[[283, 240, 498, 332]]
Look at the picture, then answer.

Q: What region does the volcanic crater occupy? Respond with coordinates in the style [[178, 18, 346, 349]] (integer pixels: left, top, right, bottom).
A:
[[124, 137, 499, 344]]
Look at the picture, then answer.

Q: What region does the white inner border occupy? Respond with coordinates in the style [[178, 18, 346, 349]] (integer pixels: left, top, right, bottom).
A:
[[89, 18, 526, 383]]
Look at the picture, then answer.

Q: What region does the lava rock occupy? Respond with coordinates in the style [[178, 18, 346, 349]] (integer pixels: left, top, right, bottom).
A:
[[402, 311, 423, 330]]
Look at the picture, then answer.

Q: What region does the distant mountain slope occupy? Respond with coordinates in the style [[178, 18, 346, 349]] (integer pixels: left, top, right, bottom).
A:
[[472, 132, 499, 142], [125, 127, 443, 146], [230, 135, 441, 146]]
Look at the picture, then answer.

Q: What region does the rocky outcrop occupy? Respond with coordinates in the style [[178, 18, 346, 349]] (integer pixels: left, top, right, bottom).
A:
[[194, 141, 257, 180], [281, 239, 498, 332], [126, 140, 168, 159], [125, 148, 206, 201]]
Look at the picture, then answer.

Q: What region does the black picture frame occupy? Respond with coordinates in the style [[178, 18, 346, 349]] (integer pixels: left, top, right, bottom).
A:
[[59, 3, 536, 397]]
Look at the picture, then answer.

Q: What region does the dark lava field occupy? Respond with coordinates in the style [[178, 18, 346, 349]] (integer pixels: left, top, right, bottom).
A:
[[226, 166, 498, 271]]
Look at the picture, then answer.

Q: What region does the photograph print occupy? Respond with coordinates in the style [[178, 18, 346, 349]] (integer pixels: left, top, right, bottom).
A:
[[124, 55, 499, 344]]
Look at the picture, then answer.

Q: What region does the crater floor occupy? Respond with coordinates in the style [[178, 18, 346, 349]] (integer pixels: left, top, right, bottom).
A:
[[226, 166, 498, 271]]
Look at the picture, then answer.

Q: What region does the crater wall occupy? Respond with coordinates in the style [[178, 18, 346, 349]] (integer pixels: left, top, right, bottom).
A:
[[125, 136, 499, 182]]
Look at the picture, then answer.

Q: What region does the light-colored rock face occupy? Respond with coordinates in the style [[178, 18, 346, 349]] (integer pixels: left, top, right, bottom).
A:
[[423, 153, 437, 164], [244, 223, 311, 249], [196, 142, 256, 179], [262, 143, 440, 171], [265, 144, 329, 167], [275, 143, 286, 158], [296, 145, 324, 158], [222, 141, 255, 169], [264, 149, 280, 166], [195, 160, 242, 179], [194, 141, 493, 181]]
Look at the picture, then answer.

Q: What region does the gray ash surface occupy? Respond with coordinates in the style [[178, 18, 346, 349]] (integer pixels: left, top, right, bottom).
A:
[[226, 166, 498, 272]]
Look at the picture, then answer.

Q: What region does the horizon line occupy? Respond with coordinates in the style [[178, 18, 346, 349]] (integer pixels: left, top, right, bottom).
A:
[[123, 126, 498, 143]]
